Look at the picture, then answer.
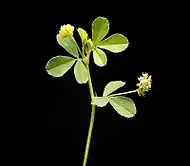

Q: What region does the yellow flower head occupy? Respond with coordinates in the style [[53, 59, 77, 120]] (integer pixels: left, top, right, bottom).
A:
[[59, 24, 74, 37], [136, 72, 152, 96]]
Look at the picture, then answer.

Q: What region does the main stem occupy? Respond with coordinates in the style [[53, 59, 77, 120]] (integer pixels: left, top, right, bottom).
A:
[[83, 65, 96, 166]]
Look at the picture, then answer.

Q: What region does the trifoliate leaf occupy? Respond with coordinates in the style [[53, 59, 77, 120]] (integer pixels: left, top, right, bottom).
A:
[[92, 17, 109, 45], [57, 34, 79, 57], [97, 34, 128, 53], [77, 28, 88, 46], [74, 59, 88, 84], [93, 48, 107, 67], [103, 81, 126, 96], [94, 96, 110, 107], [46, 56, 75, 77], [109, 96, 136, 118]]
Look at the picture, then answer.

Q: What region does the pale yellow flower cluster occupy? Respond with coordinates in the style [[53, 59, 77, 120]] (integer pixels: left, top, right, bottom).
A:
[[59, 24, 74, 37], [136, 73, 152, 96]]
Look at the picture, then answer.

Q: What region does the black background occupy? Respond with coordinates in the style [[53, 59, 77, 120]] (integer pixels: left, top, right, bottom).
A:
[[32, 2, 168, 165]]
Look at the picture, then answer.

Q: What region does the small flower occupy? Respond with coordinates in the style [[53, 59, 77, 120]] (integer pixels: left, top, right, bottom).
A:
[[59, 24, 74, 37], [136, 72, 152, 96]]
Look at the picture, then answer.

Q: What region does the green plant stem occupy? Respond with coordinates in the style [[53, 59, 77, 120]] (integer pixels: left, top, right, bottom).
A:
[[83, 65, 96, 166], [83, 104, 95, 166], [76, 42, 83, 58], [86, 66, 95, 101], [109, 89, 138, 97]]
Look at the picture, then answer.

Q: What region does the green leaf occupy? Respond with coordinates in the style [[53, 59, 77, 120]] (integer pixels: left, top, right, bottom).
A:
[[92, 17, 109, 45], [74, 59, 88, 84], [109, 96, 136, 118], [103, 81, 125, 96], [94, 96, 110, 107], [97, 34, 129, 53], [93, 48, 107, 67], [77, 28, 88, 46], [57, 34, 79, 57], [46, 56, 75, 77]]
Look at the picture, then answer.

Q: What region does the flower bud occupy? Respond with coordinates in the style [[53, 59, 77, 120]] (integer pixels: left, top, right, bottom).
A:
[[84, 39, 94, 54], [86, 39, 94, 49]]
